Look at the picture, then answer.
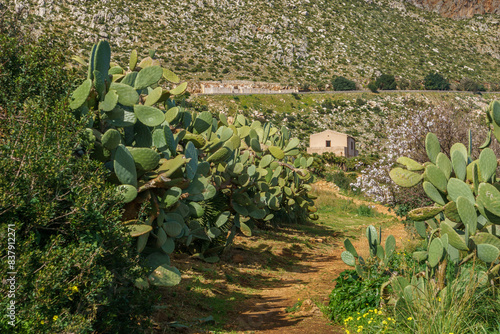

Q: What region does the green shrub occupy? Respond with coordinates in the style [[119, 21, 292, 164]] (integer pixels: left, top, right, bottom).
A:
[[457, 77, 486, 92], [326, 171, 356, 191], [327, 270, 387, 323], [0, 19, 72, 111], [424, 72, 450, 90], [0, 26, 152, 333], [357, 204, 374, 217], [0, 98, 153, 333], [367, 82, 378, 93], [375, 74, 397, 90], [332, 76, 356, 91]]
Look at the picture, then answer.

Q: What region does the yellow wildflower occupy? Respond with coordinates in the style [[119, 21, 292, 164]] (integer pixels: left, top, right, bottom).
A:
[[53, 315, 58, 321], [407, 317, 413, 321], [41, 321, 45, 325], [70, 286, 79, 292], [382, 320, 388, 325]]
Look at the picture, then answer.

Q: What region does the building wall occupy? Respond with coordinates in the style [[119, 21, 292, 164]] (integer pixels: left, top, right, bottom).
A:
[[346, 137, 357, 157], [307, 146, 346, 156], [309, 131, 348, 149], [308, 131, 358, 157]]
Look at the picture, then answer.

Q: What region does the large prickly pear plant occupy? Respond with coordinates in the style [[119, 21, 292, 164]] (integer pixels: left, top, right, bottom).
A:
[[69, 41, 316, 288], [389, 100, 500, 288]]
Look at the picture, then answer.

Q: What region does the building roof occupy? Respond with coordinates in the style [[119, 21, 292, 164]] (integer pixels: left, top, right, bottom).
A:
[[310, 130, 355, 139]]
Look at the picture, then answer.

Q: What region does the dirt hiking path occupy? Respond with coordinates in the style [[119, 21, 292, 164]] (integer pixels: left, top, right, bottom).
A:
[[224, 182, 407, 334], [160, 181, 407, 334]]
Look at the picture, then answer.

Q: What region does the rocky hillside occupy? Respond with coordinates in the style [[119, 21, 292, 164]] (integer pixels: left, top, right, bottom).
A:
[[406, 0, 500, 18], [5, 0, 500, 89]]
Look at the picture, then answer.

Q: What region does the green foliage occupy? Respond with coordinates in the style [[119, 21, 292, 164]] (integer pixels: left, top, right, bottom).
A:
[[331, 76, 356, 91], [327, 270, 387, 323], [0, 22, 72, 111], [457, 77, 486, 92], [0, 100, 152, 333], [424, 72, 450, 90], [388, 101, 500, 306], [367, 82, 378, 93], [374, 74, 397, 90], [340, 225, 396, 278], [357, 204, 374, 217], [70, 41, 316, 287]]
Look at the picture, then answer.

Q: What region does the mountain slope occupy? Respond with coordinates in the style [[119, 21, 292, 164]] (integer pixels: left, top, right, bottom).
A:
[[406, 0, 500, 18], [7, 0, 500, 88]]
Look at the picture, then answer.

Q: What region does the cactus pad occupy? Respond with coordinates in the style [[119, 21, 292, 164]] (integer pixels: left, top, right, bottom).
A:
[[129, 147, 160, 171], [441, 220, 468, 250], [129, 50, 138, 71], [478, 183, 500, 216], [389, 168, 422, 187], [148, 264, 182, 287], [451, 149, 467, 181], [128, 224, 152, 237], [408, 206, 443, 221], [457, 196, 477, 235], [341, 251, 356, 266], [134, 105, 165, 127], [423, 181, 445, 205], [425, 165, 448, 193], [397, 157, 424, 171], [428, 238, 444, 267], [101, 129, 121, 150], [99, 90, 119, 112], [478, 148, 497, 182], [69, 79, 92, 109], [436, 153, 452, 179], [425, 132, 440, 164], [476, 244, 500, 263], [447, 178, 475, 204], [134, 66, 163, 90], [163, 68, 180, 83], [170, 82, 188, 96], [114, 145, 137, 187], [109, 82, 140, 106]]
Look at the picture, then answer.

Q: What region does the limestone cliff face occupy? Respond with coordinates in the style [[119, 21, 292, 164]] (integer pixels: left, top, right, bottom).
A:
[[406, 0, 500, 18]]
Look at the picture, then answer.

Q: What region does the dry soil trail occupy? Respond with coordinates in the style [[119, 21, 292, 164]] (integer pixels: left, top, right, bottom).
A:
[[231, 182, 407, 334]]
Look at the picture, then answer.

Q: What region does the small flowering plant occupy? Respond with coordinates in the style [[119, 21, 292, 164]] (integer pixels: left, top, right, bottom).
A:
[[343, 308, 400, 333]]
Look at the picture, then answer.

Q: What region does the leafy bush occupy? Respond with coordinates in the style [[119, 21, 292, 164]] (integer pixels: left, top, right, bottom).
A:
[[367, 82, 378, 93], [375, 74, 397, 90], [424, 72, 450, 90], [0, 16, 71, 111], [357, 205, 374, 217], [327, 270, 387, 323], [0, 25, 152, 333], [326, 171, 358, 193], [0, 100, 153, 333], [457, 77, 486, 92], [332, 76, 356, 91]]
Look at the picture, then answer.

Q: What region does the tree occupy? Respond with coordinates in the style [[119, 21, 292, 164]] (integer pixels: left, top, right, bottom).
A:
[[424, 72, 450, 90], [375, 74, 397, 90], [332, 76, 356, 91]]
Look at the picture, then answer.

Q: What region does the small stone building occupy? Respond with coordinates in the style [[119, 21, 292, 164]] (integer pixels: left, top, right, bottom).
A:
[[306, 130, 358, 157]]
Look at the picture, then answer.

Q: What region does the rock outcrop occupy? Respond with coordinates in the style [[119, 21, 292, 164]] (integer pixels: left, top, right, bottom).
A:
[[406, 0, 500, 18]]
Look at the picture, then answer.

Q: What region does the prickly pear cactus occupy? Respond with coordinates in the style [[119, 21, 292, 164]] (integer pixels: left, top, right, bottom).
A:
[[341, 225, 396, 279], [69, 41, 317, 287], [390, 102, 500, 282]]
